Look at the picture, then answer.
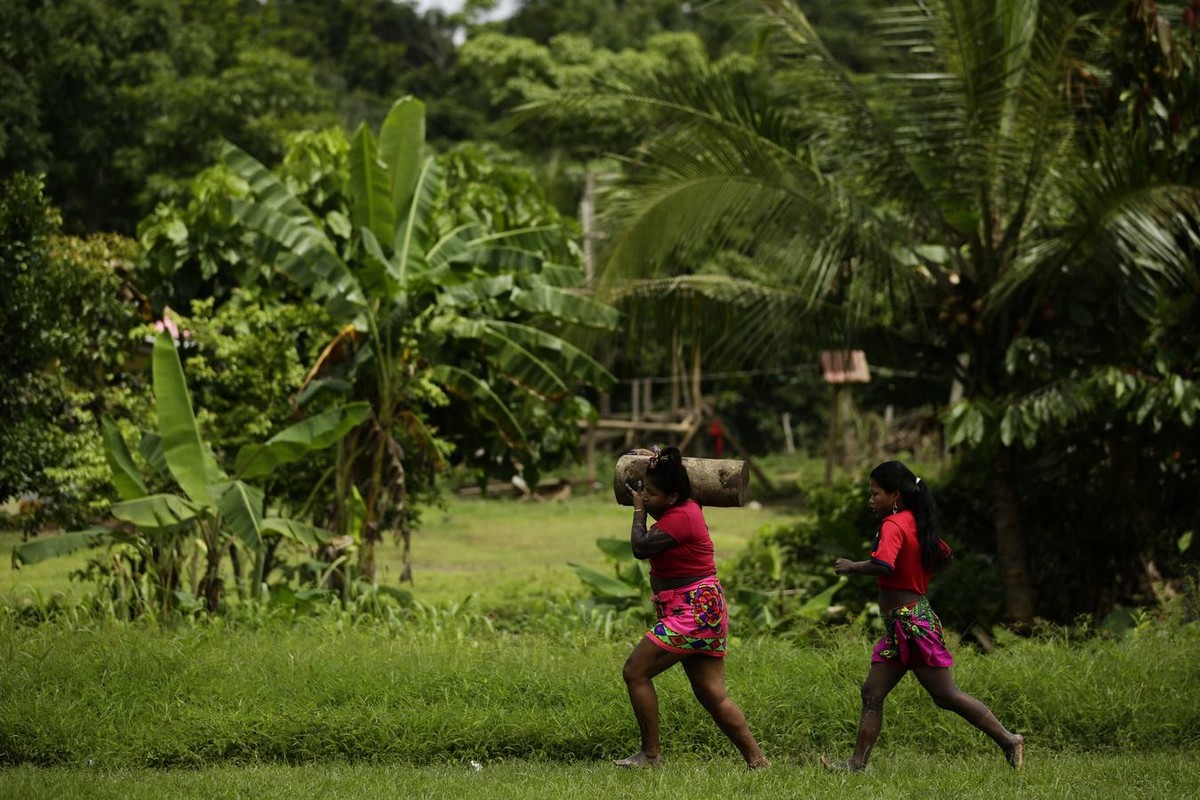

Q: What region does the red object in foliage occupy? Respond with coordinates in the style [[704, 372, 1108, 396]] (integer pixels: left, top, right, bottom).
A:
[[709, 419, 724, 459]]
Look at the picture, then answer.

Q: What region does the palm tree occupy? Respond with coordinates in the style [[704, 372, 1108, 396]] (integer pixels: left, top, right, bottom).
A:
[[570, 0, 1200, 622]]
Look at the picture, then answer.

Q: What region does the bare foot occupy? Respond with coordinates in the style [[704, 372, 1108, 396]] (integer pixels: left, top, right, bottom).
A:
[[747, 756, 771, 770], [613, 751, 663, 768], [820, 755, 867, 772], [1005, 734, 1025, 769]]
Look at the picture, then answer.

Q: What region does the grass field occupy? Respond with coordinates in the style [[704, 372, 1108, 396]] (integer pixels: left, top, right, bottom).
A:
[[5, 752, 1200, 800], [2, 465, 1198, 798], [1, 488, 798, 609]]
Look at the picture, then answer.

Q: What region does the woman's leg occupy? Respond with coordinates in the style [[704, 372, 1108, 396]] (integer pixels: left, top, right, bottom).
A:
[[681, 655, 769, 768], [614, 636, 689, 766], [912, 666, 1024, 767], [823, 662, 907, 771]]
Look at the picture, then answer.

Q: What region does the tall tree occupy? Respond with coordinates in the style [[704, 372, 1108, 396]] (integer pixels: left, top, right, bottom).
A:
[[565, 0, 1200, 623]]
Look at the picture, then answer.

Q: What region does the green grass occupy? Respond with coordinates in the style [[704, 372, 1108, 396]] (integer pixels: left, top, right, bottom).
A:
[[3, 752, 1199, 800], [0, 529, 94, 606], [0, 489, 798, 610], [1, 620, 1196, 769], [3, 469, 1199, 798], [405, 492, 786, 605]]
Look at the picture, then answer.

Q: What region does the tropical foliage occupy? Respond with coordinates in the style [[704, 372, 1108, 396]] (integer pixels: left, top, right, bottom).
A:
[[2, 0, 1198, 629], [13, 332, 367, 616], [215, 96, 617, 580], [565, 0, 1200, 622]]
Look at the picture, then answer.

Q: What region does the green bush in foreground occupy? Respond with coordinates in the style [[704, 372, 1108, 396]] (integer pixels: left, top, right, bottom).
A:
[[0, 616, 1196, 768]]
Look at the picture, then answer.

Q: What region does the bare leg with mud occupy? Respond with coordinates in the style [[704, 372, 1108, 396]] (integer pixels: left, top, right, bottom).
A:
[[822, 662, 906, 772], [614, 637, 689, 767], [681, 655, 769, 768], [912, 667, 1024, 768]]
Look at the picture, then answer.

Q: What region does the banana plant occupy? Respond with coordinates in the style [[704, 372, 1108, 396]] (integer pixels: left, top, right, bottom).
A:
[[13, 332, 369, 615], [222, 95, 617, 582]]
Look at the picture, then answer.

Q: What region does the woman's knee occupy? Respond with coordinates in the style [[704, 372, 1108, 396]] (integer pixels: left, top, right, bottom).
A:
[[622, 656, 652, 685], [860, 682, 889, 709], [691, 682, 728, 711]]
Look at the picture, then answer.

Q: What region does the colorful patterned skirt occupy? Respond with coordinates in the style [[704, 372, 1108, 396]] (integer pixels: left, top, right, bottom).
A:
[[871, 596, 954, 668], [646, 577, 728, 658]]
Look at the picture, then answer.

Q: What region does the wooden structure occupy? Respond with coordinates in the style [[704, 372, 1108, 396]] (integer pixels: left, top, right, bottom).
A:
[[583, 340, 774, 492]]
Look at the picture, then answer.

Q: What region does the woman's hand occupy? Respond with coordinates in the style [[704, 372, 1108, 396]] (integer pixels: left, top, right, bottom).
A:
[[626, 482, 646, 512], [833, 558, 856, 575]]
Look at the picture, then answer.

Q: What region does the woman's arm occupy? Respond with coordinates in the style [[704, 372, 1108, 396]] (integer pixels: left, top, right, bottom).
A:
[[834, 558, 892, 576], [627, 486, 677, 560]]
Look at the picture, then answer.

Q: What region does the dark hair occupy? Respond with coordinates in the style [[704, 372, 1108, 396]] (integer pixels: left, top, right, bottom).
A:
[[645, 446, 692, 504], [870, 460, 947, 571]]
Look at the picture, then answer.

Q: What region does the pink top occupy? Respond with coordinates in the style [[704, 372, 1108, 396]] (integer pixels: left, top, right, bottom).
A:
[[870, 510, 952, 594], [650, 499, 717, 579]]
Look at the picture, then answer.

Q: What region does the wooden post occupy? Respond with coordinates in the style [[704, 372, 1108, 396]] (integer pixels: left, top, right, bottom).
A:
[[625, 378, 640, 449], [581, 169, 597, 286], [782, 412, 795, 455], [825, 384, 840, 487], [820, 350, 871, 487]]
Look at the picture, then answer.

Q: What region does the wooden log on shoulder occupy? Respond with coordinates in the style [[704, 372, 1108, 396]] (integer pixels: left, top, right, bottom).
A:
[[613, 454, 749, 508]]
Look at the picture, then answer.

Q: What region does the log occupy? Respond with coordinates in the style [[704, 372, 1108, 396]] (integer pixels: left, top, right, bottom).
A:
[[613, 454, 749, 508]]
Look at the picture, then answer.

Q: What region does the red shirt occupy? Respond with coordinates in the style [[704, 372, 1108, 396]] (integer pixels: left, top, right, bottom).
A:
[[870, 510, 951, 594], [649, 499, 716, 579]]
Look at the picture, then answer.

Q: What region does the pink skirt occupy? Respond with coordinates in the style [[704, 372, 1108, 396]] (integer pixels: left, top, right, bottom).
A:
[[871, 597, 954, 668], [645, 577, 727, 657]]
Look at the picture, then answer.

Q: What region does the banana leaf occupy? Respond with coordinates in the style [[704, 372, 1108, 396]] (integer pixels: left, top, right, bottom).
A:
[[511, 282, 621, 329], [213, 480, 264, 549], [795, 576, 848, 621], [595, 537, 637, 564], [12, 527, 110, 567], [394, 156, 440, 277], [378, 96, 425, 217], [447, 318, 568, 398], [234, 402, 371, 480], [111, 494, 199, 529], [469, 319, 614, 390], [153, 333, 216, 507], [101, 417, 147, 501], [349, 123, 396, 247], [430, 364, 529, 453], [260, 517, 335, 548], [138, 431, 168, 476], [568, 562, 640, 599]]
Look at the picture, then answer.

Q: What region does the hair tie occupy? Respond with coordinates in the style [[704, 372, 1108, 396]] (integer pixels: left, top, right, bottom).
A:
[[647, 444, 662, 468]]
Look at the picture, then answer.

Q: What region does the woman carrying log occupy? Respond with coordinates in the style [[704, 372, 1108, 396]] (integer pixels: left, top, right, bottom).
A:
[[613, 445, 769, 770]]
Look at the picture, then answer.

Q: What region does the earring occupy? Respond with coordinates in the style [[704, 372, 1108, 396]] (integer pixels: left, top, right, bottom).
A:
[[892, 503, 899, 515]]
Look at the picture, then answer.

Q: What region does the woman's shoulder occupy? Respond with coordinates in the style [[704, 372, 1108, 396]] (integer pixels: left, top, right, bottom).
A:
[[663, 498, 703, 519], [882, 510, 917, 534]]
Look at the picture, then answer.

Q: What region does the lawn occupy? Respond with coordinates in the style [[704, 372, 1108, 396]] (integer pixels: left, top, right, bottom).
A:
[[4, 458, 1196, 799], [1, 485, 801, 610], [4, 752, 1199, 800]]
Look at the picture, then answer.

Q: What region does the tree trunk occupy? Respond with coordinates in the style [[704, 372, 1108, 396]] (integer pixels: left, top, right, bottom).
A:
[[993, 446, 1035, 624], [614, 454, 749, 507]]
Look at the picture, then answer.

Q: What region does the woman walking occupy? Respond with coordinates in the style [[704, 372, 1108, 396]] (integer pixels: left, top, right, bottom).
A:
[[614, 446, 769, 770], [822, 460, 1024, 772]]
